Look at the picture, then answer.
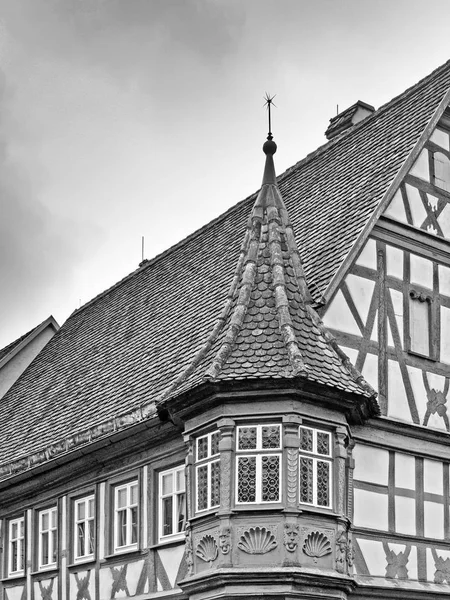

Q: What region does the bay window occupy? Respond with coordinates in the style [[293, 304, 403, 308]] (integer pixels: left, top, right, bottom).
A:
[[195, 431, 220, 512], [299, 426, 332, 508]]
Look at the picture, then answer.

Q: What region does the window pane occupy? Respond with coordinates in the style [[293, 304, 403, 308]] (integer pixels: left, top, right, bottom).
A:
[[237, 456, 256, 502], [77, 501, 85, 521], [12, 522, 17, 538], [131, 507, 138, 544], [238, 427, 257, 450], [88, 498, 95, 518], [42, 513, 49, 531], [211, 431, 220, 455], [19, 520, 24, 537], [197, 465, 208, 510], [410, 297, 430, 355], [130, 483, 138, 506], [88, 520, 95, 555], [300, 428, 313, 453], [11, 540, 17, 572], [162, 473, 173, 496], [262, 425, 280, 449], [117, 510, 127, 547], [197, 436, 208, 460], [77, 522, 85, 557], [262, 455, 280, 501], [51, 530, 57, 563], [162, 496, 173, 536], [117, 488, 127, 508], [42, 531, 49, 565], [300, 457, 314, 504], [51, 509, 57, 529], [317, 460, 330, 507], [176, 469, 185, 492], [210, 460, 220, 507], [177, 493, 186, 533], [317, 432, 330, 456]]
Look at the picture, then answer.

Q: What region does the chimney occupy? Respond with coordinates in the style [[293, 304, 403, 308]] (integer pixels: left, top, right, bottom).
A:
[[325, 100, 375, 140]]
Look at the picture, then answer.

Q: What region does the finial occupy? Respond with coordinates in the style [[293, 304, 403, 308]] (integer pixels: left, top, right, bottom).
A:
[[263, 93, 277, 155]]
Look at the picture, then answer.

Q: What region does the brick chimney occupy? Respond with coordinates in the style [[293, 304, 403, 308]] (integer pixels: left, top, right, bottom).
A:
[[325, 100, 375, 140]]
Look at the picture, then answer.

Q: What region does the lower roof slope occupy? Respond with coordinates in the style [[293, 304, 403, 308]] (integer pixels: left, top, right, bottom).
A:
[[0, 60, 449, 476]]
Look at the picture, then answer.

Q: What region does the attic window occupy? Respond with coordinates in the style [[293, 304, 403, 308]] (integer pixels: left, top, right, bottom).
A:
[[408, 290, 435, 359], [432, 151, 450, 192]]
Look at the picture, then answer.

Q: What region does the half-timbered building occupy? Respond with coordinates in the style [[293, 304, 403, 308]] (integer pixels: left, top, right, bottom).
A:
[[2, 60, 450, 600]]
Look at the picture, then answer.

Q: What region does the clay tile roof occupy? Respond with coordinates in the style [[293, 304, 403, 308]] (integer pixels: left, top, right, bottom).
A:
[[0, 59, 450, 477]]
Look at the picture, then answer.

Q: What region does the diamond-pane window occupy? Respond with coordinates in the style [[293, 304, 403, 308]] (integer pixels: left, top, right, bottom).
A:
[[195, 431, 221, 512], [299, 426, 332, 509], [236, 424, 281, 504]]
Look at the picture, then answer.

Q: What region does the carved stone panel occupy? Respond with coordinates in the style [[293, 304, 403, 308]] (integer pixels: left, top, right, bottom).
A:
[[300, 527, 334, 569]]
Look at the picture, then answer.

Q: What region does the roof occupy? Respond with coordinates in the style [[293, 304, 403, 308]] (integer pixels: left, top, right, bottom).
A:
[[159, 136, 375, 403], [0, 316, 59, 368], [1, 59, 450, 479]]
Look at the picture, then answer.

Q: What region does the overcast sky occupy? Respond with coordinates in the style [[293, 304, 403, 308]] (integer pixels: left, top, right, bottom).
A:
[[1, 0, 450, 347]]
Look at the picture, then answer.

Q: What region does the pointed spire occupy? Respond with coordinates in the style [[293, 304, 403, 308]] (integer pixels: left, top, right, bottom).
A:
[[155, 100, 377, 409]]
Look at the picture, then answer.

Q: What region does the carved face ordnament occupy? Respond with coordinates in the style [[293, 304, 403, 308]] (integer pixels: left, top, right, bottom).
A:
[[283, 523, 299, 552]]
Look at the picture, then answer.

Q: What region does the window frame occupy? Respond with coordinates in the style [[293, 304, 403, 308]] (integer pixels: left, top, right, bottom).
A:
[[195, 430, 220, 513], [37, 506, 58, 571], [235, 424, 282, 505], [7, 515, 25, 577], [406, 287, 438, 361], [299, 425, 333, 509], [158, 465, 186, 543], [112, 479, 139, 554], [73, 494, 95, 563]]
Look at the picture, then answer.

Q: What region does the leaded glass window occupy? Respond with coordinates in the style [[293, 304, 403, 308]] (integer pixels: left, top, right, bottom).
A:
[[299, 426, 332, 508], [195, 431, 220, 512], [159, 465, 186, 541], [74, 495, 95, 560], [236, 424, 281, 504]]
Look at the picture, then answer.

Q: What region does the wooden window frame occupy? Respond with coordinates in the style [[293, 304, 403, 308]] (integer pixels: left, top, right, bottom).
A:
[[235, 424, 282, 505], [7, 516, 25, 578], [112, 479, 139, 554], [73, 494, 95, 563], [429, 145, 450, 193], [37, 506, 58, 571], [195, 431, 220, 513], [299, 426, 333, 509], [158, 465, 186, 543], [406, 287, 438, 361]]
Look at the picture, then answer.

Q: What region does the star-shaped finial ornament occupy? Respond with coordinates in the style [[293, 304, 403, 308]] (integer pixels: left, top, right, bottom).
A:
[[263, 92, 277, 140]]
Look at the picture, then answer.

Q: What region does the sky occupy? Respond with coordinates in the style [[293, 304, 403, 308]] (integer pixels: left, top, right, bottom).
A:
[[1, 0, 450, 347]]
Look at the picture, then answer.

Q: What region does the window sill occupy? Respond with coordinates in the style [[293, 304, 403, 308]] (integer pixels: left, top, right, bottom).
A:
[[68, 557, 96, 569], [31, 566, 59, 577], [150, 537, 185, 550], [1, 573, 26, 583], [190, 509, 219, 522], [232, 503, 284, 511], [102, 548, 144, 562]]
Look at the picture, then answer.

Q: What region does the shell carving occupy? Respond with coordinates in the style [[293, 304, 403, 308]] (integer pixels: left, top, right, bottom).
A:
[[237, 526, 277, 555], [195, 534, 218, 565], [302, 531, 332, 562]]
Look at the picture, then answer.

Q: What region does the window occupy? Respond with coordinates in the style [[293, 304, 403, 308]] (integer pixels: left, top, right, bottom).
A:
[[74, 495, 95, 560], [195, 431, 220, 512], [114, 481, 138, 552], [159, 466, 186, 541], [409, 290, 433, 357], [299, 426, 332, 508], [433, 151, 450, 192], [236, 424, 281, 504], [38, 507, 57, 569], [8, 517, 25, 576]]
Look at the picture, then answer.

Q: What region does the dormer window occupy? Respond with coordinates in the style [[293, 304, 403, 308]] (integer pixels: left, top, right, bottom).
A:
[[236, 424, 281, 504], [299, 426, 332, 508]]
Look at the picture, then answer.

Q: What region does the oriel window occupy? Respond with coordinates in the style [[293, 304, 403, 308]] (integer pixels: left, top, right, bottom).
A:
[[195, 431, 220, 512]]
